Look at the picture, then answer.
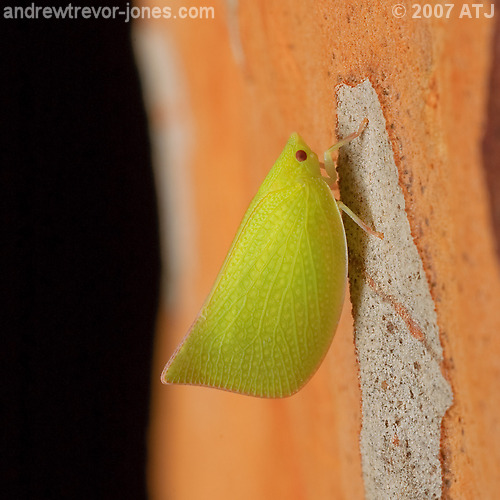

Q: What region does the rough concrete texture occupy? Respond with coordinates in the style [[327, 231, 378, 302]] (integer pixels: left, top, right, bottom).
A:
[[336, 80, 453, 499]]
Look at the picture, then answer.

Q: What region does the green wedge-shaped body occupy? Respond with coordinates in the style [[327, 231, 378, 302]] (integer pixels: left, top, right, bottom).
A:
[[162, 133, 347, 397]]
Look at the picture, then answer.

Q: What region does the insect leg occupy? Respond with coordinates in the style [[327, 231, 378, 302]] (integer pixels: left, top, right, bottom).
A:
[[322, 118, 369, 182], [337, 200, 384, 240]]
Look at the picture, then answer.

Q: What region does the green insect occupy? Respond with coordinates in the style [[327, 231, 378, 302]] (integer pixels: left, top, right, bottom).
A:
[[162, 120, 382, 397]]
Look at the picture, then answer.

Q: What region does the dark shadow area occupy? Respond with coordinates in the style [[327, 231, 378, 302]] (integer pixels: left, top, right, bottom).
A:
[[2, 4, 160, 499], [483, 11, 500, 260], [337, 146, 370, 324]]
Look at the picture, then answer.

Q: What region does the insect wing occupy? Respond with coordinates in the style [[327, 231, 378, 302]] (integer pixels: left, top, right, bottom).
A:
[[162, 175, 347, 397]]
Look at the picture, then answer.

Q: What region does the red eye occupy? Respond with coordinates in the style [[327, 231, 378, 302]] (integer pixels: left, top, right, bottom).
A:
[[295, 150, 307, 162]]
